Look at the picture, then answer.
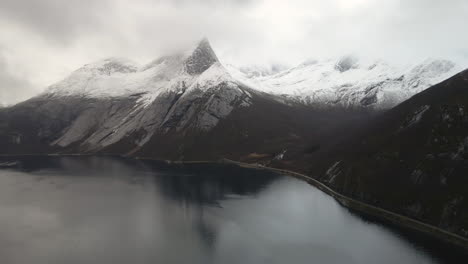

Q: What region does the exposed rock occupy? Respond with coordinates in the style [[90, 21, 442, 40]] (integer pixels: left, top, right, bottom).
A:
[[400, 105, 430, 130], [184, 38, 219, 75], [410, 169, 425, 184], [335, 56, 359, 72]]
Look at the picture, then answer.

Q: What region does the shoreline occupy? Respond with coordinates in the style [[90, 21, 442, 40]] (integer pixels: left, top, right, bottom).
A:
[[218, 158, 468, 251], [1, 153, 468, 250]]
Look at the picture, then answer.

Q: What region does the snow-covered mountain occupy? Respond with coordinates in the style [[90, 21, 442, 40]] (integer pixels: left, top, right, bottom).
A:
[[0, 38, 465, 159], [46, 39, 248, 109], [228, 56, 462, 109], [0, 39, 260, 155], [2, 39, 341, 159]]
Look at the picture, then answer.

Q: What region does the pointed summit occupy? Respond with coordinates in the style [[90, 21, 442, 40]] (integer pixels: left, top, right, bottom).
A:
[[185, 38, 219, 75]]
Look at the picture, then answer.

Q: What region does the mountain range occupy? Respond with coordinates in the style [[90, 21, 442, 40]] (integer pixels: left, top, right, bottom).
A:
[[229, 56, 461, 109], [1, 38, 467, 240]]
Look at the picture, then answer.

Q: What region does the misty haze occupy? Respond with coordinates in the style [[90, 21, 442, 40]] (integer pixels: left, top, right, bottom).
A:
[[1, 0, 468, 263]]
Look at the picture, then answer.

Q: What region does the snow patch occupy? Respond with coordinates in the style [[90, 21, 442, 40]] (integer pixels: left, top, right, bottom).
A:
[[400, 105, 430, 130], [325, 161, 342, 184], [0, 161, 19, 167], [274, 150, 287, 160], [409, 105, 430, 125]]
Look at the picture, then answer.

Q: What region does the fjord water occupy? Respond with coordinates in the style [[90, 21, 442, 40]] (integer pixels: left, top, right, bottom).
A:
[[0, 156, 457, 264]]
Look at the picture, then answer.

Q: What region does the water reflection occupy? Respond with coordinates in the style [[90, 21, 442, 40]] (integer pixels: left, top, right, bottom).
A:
[[0, 156, 458, 264]]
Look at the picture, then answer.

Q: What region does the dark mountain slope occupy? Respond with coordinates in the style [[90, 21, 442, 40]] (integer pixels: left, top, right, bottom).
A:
[[312, 69, 468, 237], [0, 95, 137, 154], [126, 88, 364, 161], [0, 85, 366, 162]]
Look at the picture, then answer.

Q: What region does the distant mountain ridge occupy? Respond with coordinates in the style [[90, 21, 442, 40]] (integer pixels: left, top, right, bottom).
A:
[[229, 56, 461, 109], [38, 38, 463, 111]]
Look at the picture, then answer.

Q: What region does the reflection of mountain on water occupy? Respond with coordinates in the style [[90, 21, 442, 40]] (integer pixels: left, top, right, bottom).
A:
[[0, 155, 279, 207], [0, 155, 145, 174], [148, 162, 280, 207], [142, 162, 280, 254]]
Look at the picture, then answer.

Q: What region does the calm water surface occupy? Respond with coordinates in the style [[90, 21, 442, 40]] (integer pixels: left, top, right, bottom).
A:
[[0, 156, 463, 263]]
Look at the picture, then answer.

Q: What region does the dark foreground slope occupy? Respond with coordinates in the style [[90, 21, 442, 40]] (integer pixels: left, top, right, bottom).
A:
[[307, 70, 468, 238]]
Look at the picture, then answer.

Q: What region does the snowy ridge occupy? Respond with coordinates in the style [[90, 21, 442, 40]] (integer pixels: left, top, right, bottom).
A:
[[44, 39, 236, 107], [40, 39, 254, 151], [44, 39, 463, 111], [190, 62, 238, 91], [234, 64, 288, 78], [46, 56, 193, 107], [228, 57, 462, 109]]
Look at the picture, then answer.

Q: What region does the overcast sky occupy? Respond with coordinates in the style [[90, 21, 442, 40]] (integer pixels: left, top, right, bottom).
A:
[[1, 0, 468, 105]]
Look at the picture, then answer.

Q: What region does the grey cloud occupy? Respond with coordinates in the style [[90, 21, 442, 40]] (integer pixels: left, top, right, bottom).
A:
[[0, 0, 110, 43], [0, 0, 468, 105], [169, 0, 255, 6], [0, 52, 35, 106]]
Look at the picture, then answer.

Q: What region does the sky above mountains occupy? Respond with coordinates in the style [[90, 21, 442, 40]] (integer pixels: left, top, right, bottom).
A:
[[1, 0, 468, 105]]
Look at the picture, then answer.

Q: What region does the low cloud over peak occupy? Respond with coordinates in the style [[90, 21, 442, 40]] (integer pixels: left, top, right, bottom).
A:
[[0, 0, 468, 104]]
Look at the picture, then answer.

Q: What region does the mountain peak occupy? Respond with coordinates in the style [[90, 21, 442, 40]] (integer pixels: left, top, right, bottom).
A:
[[184, 38, 219, 75]]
